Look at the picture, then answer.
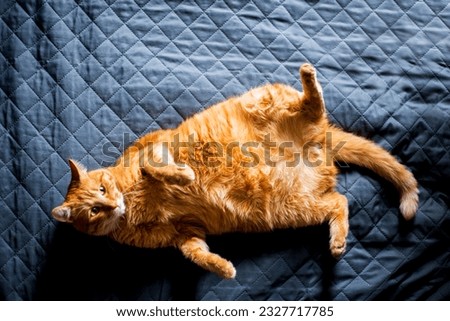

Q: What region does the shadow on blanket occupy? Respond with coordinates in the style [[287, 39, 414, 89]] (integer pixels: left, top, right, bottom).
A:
[[35, 224, 337, 300]]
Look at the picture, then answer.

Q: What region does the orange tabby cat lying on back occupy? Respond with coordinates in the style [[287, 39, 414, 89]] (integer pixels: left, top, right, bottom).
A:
[[52, 64, 418, 279]]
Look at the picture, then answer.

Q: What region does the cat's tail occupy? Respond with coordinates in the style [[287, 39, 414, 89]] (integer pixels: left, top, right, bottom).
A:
[[328, 127, 419, 220]]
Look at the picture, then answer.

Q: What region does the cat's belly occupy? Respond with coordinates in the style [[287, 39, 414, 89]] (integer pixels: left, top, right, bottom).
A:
[[203, 158, 335, 234], [115, 156, 337, 246]]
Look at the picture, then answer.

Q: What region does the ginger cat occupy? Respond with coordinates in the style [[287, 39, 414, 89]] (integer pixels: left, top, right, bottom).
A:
[[52, 64, 419, 279]]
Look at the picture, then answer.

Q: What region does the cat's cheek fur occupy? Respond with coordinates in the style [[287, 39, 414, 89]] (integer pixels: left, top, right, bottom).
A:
[[89, 215, 120, 236]]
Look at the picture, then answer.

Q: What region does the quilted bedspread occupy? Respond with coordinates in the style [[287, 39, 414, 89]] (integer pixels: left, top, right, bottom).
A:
[[1, 0, 449, 300]]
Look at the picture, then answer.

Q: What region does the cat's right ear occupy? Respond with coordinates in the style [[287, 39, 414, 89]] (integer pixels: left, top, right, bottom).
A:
[[68, 159, 86, 182], [52, 205, 73, 223]]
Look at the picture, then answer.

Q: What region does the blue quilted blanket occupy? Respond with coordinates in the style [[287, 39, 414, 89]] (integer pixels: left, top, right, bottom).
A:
[[1, 0, 449, 300]]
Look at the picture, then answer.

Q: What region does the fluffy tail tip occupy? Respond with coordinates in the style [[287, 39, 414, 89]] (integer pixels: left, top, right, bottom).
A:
[[399, 188, 419, 220]]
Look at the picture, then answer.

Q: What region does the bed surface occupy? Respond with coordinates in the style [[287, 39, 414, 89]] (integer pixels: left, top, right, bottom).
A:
[[1, 0, 449, 300]]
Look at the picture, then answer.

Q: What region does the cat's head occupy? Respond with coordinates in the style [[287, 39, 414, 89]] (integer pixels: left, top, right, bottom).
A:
[[52, 160, 126, 236]]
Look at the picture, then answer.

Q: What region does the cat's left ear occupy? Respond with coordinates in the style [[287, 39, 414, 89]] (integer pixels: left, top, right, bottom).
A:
[[52, 205, 73, 223], [68, 159, 87, 182]]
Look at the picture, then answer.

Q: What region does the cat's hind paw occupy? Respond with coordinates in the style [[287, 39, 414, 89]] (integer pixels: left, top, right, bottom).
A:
[[300, 63, 315, 78], [330, 240, 346, 258]]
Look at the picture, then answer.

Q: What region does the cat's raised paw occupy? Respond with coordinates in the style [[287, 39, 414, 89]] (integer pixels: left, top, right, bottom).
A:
[[300, 63, 315, 77]]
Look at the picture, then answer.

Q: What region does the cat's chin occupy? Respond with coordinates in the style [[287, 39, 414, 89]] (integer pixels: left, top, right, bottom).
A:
[[113, 195, 126, 217]]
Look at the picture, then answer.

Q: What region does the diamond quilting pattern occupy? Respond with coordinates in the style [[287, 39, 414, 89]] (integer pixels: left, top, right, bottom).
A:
[[1, 0, 449, 300]]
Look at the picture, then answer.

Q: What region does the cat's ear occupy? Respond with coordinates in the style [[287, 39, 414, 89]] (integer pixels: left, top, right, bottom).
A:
[[52, 205, 73, 223], [68, 159, 86, 182]]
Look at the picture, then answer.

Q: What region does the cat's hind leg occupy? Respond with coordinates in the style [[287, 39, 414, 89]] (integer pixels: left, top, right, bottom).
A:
[[286, 191, 349, 257], [324, 193, 349, 257], [178, 237, 236, 279], [298, 63, 325, 122]]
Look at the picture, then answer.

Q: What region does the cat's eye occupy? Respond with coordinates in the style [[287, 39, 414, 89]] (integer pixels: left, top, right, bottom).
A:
[[91, 207, 100, 216], [99, 185, 106, 194]]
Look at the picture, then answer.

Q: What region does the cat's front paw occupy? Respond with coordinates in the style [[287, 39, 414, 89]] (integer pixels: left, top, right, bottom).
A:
[[217, 261, 237, 279], [179, 237, 236, 279], [165, 165, 196, 186]]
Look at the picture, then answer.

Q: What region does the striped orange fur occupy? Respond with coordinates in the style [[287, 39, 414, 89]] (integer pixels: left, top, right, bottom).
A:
[[52, 64, 418, 278]]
